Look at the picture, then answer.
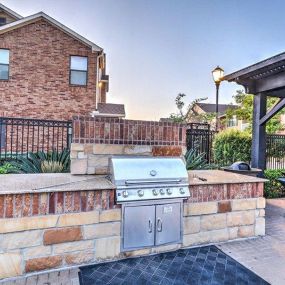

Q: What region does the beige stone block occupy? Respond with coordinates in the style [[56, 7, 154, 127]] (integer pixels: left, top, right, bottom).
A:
[[231, 199, 256, 211], [53, 240, 94, 254], [209, 229, 229, 243], [88, 154, 109, 168], [71, 143, 84, 152], [0, 215, 58, 234], [152, 243, 180, 254], [70, 158, 87, 175], [0, 230, 42, 250], [184, 202, 217, 216], [201, 214, 226, 231], [183, 231, 211, 247], [78, 152, 88, 159], [95, 167, 109, 175], [99, 209, 121, 223], [238, 225, 255, 238], [24, 245, 52, 260], [70, 151, 78, 159], [123, 145, 152, 155], [227, 210, 255, 227], [255, 217, 265, 236], [87, 166, 96, 174], [93, 144, 124, 155], [65, 250, 95, 265], [124, 248, 151, 258], [229, 227, 238, 240], [57, 211, 99, 227], [95, 236, 120, 259], [84, 144, 94, 154], [0, 252, 22, 279], [84, 222, 120, 239], [257, 197, 266, 209], [259, 209, 265, 217], [184, 216, 200, 234]]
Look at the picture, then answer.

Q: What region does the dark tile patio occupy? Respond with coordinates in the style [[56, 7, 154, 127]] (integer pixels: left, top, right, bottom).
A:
[[79, 245, 269, 285]]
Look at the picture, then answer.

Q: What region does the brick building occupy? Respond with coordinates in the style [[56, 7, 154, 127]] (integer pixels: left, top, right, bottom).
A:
[[0, 4, 125, 120]]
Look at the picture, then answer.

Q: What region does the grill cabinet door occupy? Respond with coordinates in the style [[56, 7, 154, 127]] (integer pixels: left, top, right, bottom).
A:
[[155, 203, 181, 246], [123, 205, 155, 250]]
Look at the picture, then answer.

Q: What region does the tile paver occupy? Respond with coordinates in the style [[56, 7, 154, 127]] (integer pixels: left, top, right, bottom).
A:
[[218, 198, 285, 285]]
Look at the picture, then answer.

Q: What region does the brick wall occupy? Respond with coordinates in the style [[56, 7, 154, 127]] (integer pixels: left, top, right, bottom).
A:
[[0, 19, 102, 120]]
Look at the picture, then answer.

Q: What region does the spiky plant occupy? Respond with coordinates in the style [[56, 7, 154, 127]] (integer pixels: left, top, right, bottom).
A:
[[12, 148, 70, 173], [184, 148, 208, 170]]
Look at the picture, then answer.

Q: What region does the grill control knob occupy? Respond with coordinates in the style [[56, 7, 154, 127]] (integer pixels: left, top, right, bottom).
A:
[[122, 190, 129, 198], [166, 188, 172, 195], [138, 190, 144, 197], [160, 189, 165, 195], [179, 187, 185, 194], [153, 189, 158, 196]]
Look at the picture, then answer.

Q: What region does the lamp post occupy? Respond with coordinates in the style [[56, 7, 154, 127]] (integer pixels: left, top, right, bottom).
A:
[[212, 66, 224, 131]]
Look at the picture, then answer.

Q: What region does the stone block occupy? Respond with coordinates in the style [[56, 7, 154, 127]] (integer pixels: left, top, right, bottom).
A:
[[229, 227, 238, 240], [124, 248, 151, 258], [93, 144, 124, 154], [123, 145, 152, 155], [201, 214, 227, 231], [84, 222, 120, 239], [70, 158, 87, 175], [84, 144, 93, 154], [78, 152, 87, 159], [183, 231, 211, 247], [255, 217, 265, 236], [95, 236, 120, 259], [57, 211, 99, 227], [71, 143, 84, 152], [24, 245, 52, 260], [65, 250, 95, 265], [183, 216, 200, 234], [259, 209, 265, 217], [227, 210, 255, 227], [218, 201, 232, 213], [231, 199, 256, 211], [25, 256, 62, 273], [95, 167, 109, 175], [0, 252, 22, 279], [152, 243, 181, 253], [209, 229, 229, 243], [70, 151, 78, 159], [87, 166, 96, 174], [99, 209, 121, 222], [257, 197, 266, 209], [0, 215, 58, 234], [152, 146, 182, 156], [184, 202, 217, 216], [238, 225, 255, 238], [88, 154, 109, 168], [0, 230, 42, 250], [53, 240, 94, 254], [43, 227, 83, 245]]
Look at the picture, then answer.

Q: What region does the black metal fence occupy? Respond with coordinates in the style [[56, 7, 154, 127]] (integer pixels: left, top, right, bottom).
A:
[[266, 134, 285, 170], [186, 123, 217, 163], [0, 117, 72, 159]]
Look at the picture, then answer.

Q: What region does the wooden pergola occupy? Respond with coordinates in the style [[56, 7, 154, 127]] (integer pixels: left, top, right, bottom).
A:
[[224, 52, 285, 170]]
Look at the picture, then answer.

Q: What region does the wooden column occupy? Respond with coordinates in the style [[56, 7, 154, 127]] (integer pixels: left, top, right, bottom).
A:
[[251, 93, 267, 169]]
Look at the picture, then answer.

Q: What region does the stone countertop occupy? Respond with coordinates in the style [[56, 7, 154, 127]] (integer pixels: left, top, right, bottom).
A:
[[0, 173, 115, 195], [189, 170, 268, 185]]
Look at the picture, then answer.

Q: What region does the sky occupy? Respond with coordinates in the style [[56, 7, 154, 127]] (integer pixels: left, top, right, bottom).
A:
[[2, 0, 285, 120]]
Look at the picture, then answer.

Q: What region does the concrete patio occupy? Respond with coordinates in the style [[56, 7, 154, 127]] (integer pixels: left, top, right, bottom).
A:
[[1, 198, 284, 285]]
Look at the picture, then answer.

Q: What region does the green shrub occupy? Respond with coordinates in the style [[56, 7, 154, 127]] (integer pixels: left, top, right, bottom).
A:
[[213, 129, 251, 166], [263, 169, 285, 198], [0, 162, 17, 174]]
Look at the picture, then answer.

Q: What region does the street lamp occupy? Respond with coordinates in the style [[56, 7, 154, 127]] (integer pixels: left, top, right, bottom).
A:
[[212, 66, 224, 131]]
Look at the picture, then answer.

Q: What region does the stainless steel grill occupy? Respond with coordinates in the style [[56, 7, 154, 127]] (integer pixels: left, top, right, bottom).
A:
[[109, 156, 190, 251], [109, 156, 190, 203]]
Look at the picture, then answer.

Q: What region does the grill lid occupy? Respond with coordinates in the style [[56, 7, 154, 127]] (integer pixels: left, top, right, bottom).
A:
[[109, 156, 188, 187]]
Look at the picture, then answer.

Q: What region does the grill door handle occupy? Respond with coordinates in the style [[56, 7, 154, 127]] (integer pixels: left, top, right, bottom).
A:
[[148, 220, 153, 233], [157, 218, 163, 232]]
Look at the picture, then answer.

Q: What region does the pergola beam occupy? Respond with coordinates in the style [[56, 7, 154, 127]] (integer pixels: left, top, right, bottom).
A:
[[259, 98, 285, 125]]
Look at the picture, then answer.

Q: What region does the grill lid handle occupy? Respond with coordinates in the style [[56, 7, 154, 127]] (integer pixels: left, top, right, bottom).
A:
[[125, 179, 182, 185]]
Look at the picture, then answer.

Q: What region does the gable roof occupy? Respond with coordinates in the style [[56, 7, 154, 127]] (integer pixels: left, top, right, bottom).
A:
[[97, 103, 125, 117], [195, 103, 238, 116], [0, 3, 23, 20], [0, 11, 103, 52]]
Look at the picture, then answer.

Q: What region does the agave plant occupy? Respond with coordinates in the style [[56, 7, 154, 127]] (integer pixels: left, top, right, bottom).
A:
[[184, 148, 208, 170], [12, 148, 70, 173]]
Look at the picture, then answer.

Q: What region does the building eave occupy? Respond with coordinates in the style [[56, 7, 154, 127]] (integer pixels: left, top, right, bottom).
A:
[[0, 12, 103, 52], [0, 3, 23, 20]]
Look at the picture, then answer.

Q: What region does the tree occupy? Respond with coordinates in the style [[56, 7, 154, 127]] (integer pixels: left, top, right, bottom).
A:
[[168, 93, 214, 124], [226, 90, 285, 134]]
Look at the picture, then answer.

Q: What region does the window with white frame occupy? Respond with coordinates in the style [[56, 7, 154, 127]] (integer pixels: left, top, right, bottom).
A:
[[0, 49, 9, 80], [70, 56, 88, 86]]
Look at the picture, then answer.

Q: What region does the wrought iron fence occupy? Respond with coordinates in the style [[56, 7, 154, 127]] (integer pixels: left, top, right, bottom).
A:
[[266, 134, 285, 170], [0, 117, 72, 159], [186, 123, 217, 163]]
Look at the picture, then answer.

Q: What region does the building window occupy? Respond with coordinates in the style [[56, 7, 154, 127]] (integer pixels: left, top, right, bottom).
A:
[[227, 116, 238, 127], [0, 49, 9, 80], [0, 17, 6, 26], [70, 56, 88, 86]]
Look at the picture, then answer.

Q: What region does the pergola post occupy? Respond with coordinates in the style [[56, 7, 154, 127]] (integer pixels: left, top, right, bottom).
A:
[[251, 93, 267, 169]]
